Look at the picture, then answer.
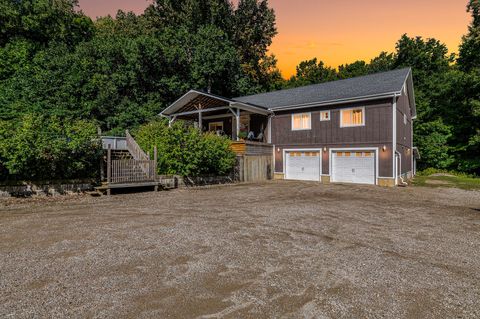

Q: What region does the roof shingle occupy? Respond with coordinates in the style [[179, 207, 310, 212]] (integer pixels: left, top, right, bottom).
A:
[[234, 68, 411, 109]]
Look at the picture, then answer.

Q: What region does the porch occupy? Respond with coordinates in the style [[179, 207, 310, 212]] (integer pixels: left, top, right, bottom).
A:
[[160, 90, 273, 143]]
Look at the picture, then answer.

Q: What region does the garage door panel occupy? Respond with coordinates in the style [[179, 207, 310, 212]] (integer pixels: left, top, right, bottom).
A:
[[285, 151, 320, 181], [332, 151, 375, 185]]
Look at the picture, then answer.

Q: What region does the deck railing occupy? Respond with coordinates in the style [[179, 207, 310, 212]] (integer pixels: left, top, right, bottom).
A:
[[126, 130, 149, 161], [109, 159, 157, 184]]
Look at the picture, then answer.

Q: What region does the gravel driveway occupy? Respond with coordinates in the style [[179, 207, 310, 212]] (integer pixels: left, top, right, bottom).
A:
[[1, 181, 479, 318]]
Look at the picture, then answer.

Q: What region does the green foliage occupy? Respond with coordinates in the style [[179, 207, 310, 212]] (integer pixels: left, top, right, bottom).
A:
[[414, 119, 454, 170], [0, 0, 94, 48], [134, 120, 236, 177], [417, 168, 476, 178], [458, 0, 480, 71], [0, 114, 101, 181], [285, 58, 336, 88], [413, 173, 480, 190]]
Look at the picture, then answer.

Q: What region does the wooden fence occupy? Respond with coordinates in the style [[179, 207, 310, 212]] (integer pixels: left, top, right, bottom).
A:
[[232, 141, 274, 182]]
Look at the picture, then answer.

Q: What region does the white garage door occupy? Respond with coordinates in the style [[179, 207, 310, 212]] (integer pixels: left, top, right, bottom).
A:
[[285, 151, 320, 181], [332, 151, 375, 185]]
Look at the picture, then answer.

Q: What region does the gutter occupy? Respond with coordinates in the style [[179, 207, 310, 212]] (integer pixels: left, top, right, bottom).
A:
[[267, 91, 402, 112]]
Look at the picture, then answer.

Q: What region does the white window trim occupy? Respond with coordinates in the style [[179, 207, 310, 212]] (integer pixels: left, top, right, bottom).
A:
[[339, 107, 365, 128], [208, 121, 224, 132], [320, 110, 331, 121], [291, 112, 312, 131], [404, 113, 407, 125]]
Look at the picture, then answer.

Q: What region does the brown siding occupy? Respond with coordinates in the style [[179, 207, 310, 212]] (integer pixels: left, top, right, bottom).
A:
[[272, 99, 394, 177], [396, 89, 413, 174]]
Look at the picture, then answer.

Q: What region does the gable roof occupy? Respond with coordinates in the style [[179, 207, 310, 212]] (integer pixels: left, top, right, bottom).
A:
[[234, 68, 414, 112], [160, 89, 272, 117]]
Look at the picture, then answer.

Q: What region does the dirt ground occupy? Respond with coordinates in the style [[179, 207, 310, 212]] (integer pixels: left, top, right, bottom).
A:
[[1, 181, 480, 318]]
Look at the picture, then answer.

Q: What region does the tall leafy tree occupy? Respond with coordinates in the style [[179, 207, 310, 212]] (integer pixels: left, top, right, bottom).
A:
[[286, 58, 337, 88], [458, 0, 480, 71], [191, 25, 239, 93], [337, 60, 369, 79], [0, 0, 94, 48]]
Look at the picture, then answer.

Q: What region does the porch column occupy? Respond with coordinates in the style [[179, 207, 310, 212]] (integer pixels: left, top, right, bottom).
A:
[[267, 115, 272, 143], [198, 111, 203, 131], [235, 108, 240, 141], [168, 116, 177, 127]]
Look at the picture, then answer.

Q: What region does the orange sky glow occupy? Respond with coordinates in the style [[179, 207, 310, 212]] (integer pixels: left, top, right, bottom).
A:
[[79, 0, 471, 78]]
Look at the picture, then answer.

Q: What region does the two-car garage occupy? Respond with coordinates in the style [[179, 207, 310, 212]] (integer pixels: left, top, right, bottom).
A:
[[284, 149, 377, 185]]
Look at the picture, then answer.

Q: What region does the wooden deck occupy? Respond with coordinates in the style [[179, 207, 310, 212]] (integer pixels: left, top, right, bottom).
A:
[[230, 140, 273, 156]]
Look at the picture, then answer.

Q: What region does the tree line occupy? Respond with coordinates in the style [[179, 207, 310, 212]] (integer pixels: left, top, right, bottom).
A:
[[0, 0, 479, 180]]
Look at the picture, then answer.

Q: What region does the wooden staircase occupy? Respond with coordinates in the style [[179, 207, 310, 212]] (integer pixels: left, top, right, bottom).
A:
[[98, 131, 159, 195]]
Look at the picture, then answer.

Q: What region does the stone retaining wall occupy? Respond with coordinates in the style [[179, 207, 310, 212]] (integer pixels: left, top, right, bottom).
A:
[[0, 181, 95, 197]]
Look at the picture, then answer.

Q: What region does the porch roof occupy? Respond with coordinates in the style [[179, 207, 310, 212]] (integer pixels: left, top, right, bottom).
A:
[[160, 90, 272, 118]]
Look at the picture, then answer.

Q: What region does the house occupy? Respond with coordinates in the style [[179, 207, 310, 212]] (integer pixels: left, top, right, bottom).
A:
[[161, 68, 417, 187]]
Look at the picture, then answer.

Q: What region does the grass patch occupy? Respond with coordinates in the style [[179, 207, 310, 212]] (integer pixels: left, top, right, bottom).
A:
[[412, 174, 480, 191]]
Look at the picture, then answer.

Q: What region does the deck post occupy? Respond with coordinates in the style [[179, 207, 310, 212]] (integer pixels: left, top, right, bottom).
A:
[[106, 145, 112, 196], [235, 108, 240, 141], [154, 146, 159, 191], [198, 110, 203, 131], [267, 115, 272, 143]]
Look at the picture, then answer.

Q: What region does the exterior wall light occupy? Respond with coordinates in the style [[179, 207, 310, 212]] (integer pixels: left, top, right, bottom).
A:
[[323, 147, 327, 152], [382, 145, 387, 152], [277, 147, 280, 152]]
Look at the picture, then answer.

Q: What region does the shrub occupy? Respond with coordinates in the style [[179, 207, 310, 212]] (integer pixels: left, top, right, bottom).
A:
[[0, 114, 101, 181], [134, 119, 236, 177]]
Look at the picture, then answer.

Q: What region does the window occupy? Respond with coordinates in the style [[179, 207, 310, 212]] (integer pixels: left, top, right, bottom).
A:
[[340, 107, 365, 127], [292, 113, 311, 130], [208, 121, 223, 132], [320, 110, 330, 121], [404, 114, 407, 125]]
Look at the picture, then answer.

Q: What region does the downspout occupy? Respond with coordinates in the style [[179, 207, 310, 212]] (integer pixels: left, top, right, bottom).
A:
[[396, 150, 408, 186], [392, 93, 399, 185]]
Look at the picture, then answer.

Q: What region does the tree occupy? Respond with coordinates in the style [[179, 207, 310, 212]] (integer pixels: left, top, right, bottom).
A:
[[414, 119, 454, 170], [337, 60, 369, 79], [286, 58, 337, 88], [458, 0, 480, 71], [134, 119, 236, 176], [368, 51, 395, 73], [394, 34, 453, 89], [0, 0, 94, 48], [191, 25, 239, 93], [234, 0, 276, 62], [0, 114, 101, 181]]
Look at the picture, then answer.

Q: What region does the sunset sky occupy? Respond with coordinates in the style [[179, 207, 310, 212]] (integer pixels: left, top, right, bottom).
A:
[[79, 0, 471, 78]]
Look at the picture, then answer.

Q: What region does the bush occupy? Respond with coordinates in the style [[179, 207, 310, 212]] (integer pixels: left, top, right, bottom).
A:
[[0, 114, 101, 181], [134, 119, 236, 177]]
